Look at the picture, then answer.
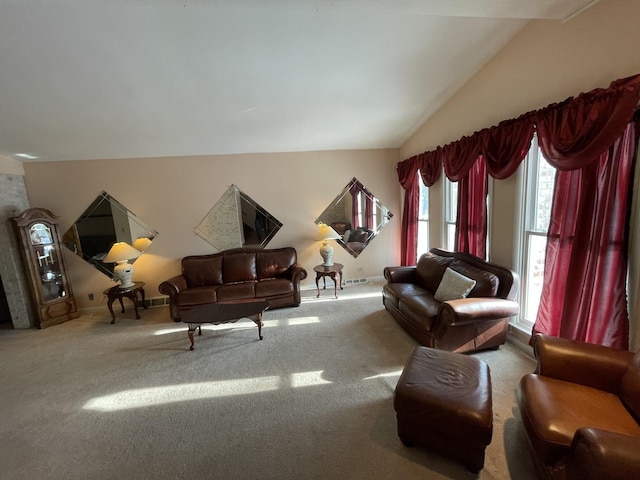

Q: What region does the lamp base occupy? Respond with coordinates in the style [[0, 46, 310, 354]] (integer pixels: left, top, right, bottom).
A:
[[319, 241, 334, 267], [113, 261, 135, 289]]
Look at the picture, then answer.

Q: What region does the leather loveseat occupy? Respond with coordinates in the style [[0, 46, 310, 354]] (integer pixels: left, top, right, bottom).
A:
[[517, 334, 640, 480], [159, 247, 307, 322], [382, 248, 520, 353]]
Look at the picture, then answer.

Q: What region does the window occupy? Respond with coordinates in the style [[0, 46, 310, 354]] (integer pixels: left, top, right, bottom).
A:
[[519, 135, 555, 327], [417, 175, 429, 257], [444, 178, 457, 251]]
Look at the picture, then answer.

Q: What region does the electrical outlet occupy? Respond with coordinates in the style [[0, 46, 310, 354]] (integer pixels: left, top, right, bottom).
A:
[[88, 293, 94, 301]]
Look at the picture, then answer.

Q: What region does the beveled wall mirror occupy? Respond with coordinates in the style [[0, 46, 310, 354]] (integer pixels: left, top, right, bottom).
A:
[[195, 185, 282, 250], [62, 191, 159, 277], [316, 177, 393, 258]]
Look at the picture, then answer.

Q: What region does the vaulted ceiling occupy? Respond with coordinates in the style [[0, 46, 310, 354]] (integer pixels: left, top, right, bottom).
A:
[[0, 0, 599, 162]]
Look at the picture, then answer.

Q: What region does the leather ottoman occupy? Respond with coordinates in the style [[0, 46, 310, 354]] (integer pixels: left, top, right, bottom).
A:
[[393, 346, 493, 472]]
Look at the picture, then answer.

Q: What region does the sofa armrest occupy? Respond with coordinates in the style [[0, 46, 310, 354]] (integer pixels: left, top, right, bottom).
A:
[[158, 275, 188, 297], [566, 428, 640, 480], [290, 263, 308, 283], [534, 334, 634, 393], [437, 298, 520, 326], [383, 266, 417, 284]]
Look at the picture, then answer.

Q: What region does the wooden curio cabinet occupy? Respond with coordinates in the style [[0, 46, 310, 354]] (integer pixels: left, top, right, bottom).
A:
[[11, 208, 79, 328]]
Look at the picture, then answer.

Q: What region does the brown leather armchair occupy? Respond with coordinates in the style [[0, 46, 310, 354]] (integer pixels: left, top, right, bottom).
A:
[[517, 334, 640, 480]]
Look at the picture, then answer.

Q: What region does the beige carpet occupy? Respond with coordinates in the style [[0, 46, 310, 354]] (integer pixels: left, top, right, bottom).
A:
[[0, 281, 537, 479]]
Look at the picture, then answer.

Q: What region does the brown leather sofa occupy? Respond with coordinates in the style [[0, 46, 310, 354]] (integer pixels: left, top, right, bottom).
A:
[[517, 334, 640, 480], [159, 247, 307, 321], [382, 248, 519, 353]]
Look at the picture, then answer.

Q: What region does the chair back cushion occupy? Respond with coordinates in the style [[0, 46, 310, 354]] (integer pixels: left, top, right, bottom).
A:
[[449, 260, 500, 298], [256, 249, 296, 279], [182, 255, 223, 287], [223, 252, 257, 283], [415, 253, 454, 292]]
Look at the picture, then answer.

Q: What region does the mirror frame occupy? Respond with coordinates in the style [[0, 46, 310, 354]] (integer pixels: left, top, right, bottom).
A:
[[62, 191, 159, 278], [195, 185, 283, 250], [316, 177, 393, 258]]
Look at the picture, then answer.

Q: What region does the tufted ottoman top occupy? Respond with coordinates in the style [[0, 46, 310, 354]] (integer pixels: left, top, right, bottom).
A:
[[394, 346, 493, 446]]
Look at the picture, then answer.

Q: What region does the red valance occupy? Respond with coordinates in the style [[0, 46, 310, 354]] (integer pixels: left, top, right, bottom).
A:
[[442, 135, 482, 181], [483, 116, 535, 179], [417, 150, 441, 187], [397, 73, 640, 181], [535, 74, 640, 170]]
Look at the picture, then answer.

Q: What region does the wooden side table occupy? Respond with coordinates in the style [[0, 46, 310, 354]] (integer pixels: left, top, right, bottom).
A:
[[103, 281, 146, 324], [314, 263, 344, 299]]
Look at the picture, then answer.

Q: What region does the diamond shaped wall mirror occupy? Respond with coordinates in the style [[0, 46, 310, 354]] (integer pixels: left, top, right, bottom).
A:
[[62, 191, 159, 278], [316, 177, 393, 258], [195, 185, 282, 250]]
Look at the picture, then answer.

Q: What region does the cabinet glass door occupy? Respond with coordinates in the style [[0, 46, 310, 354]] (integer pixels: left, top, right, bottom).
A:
[[29, 223, 67, 302]]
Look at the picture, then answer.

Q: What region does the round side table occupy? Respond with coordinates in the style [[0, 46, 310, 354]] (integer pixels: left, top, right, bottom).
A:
[[313, 264, 344, 299], [103, 281, 146, 324]]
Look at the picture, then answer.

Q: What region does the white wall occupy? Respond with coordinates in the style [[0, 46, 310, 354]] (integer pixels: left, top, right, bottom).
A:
[[23, 149, 401, 309]]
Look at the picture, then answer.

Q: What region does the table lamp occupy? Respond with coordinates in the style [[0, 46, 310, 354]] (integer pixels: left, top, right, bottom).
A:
[[103, 242, 141, 288], [316, 224, 341, 267]]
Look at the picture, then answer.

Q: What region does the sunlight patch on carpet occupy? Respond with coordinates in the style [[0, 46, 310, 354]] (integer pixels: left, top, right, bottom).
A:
[[363, 370, 403, 380], [153, 316, 321, 335], [302, 291, 381, 304], [83, 371, 333, 411]]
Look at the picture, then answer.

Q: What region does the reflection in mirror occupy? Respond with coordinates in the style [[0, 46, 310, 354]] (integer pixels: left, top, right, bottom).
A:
[[316, 177, 393, 258], [195, 185, 283, 250], [62, 191, 159, 278]]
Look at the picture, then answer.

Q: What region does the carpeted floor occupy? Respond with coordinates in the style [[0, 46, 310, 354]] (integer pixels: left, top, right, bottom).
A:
[[0, 281, 537, 479]]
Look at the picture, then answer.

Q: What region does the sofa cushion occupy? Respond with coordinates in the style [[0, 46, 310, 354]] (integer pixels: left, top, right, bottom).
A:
[[257, 250, 294, 279], [434, 267, 476, 302], [176, 286, 218, 306], [223, 253, 257, 283], [416, 254, 454, 292], [256, 278, 294, 297], [399, 293, 440, 332], [182, 256, 223, 287], [449, 260, 499, 298], [217, 282, 256, 301]]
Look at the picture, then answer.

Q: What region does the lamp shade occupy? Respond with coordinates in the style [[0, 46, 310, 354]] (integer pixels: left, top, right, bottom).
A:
[[132, 237, 153, 252], [316, 224, 341, 241], [103, 242, 141, 263]]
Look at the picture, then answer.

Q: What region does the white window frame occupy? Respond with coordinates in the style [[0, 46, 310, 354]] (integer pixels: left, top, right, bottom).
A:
[[517, 135, 556, 329], [417, 174, 429, 257], [444, 177, 457, 251]]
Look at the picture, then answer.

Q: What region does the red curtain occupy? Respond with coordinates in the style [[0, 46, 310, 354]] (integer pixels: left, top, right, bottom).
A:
[[455, 157, 487, 259], [533, 121, 637, 349], [397, 157, 420, 266]]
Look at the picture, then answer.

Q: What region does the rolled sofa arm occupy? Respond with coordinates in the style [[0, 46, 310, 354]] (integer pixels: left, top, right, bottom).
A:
[[438, 298, 520, 326], [566, 428, 640, 480], [383, 266, 417, 284], [158, 275, 188, 297], [533, 334, 634, 393], [290, 262, 308, 282]]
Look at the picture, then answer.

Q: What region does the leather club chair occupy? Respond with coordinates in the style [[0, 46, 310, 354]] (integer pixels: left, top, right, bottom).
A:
[[517, 334, 640, 480]]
